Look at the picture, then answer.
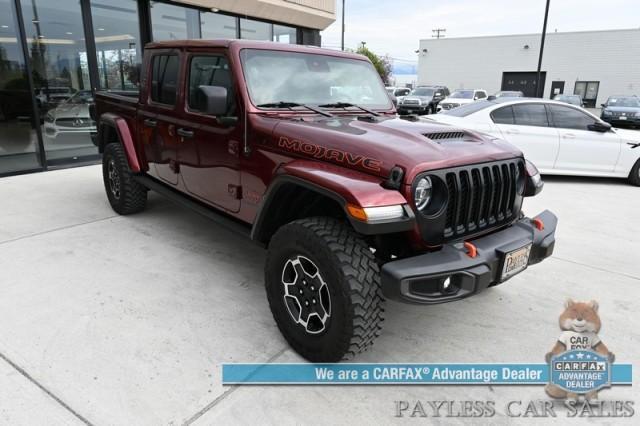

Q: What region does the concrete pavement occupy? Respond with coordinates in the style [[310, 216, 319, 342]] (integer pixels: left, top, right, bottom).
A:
[[0, 165, 638, 425]]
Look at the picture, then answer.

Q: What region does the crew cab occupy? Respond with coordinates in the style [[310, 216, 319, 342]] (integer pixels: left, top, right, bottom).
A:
[[93, 40, 557, 362]]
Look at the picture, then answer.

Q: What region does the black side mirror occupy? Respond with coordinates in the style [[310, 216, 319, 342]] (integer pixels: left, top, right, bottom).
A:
[[196, 85, 228, 116], [601, 103, 606, 108], [588, 121, 612, 132], [487, 95, 496, 101]]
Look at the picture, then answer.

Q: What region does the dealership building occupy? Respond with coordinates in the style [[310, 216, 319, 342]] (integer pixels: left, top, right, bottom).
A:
[[417, 28, 640, 109], [0, 0, 335, 176]]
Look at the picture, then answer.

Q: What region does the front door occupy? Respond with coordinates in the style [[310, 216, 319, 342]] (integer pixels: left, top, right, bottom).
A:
[[550, 81, 565, 98], [549, 104, 620, 173], [179, 52, 241, 213]]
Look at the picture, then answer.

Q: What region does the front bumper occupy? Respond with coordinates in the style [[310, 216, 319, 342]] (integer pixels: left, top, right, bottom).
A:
[[601, 116, 640, 126], [381, 210, 557, 304]]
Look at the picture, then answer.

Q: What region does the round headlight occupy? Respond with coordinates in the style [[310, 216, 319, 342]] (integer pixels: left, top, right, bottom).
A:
[[414, 177, 432, 210]]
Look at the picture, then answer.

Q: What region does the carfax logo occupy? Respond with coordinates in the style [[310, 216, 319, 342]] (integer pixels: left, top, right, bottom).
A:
[[545, 299, 615, 401]]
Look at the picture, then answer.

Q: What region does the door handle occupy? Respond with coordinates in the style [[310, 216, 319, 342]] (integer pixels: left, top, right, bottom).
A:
[[562, 133, 576, 139], [177, 128, 194, 138], [143, 118, 157, 128], [505, 129, 520, 134]]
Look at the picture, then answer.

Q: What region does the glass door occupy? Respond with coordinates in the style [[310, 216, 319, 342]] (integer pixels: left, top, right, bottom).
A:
[[0, 0, 42, 174], [20, 0, 98, 166]]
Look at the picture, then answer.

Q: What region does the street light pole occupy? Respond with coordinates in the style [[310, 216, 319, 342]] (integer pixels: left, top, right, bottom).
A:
[[536, 0, 551, 98], [341, 0, 345, 51]]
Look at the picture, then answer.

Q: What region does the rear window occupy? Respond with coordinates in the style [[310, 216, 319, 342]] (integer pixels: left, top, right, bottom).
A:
[[491, 106, 515, 124], [150, 54, 179, 105], [442, 100, 493, 117]]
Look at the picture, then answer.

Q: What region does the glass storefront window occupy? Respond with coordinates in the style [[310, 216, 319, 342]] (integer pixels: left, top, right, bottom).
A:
[[21, 0, 97, 165], [0, 0, 41, 173], [201, 12, 237, 39], [91, 0, 142, 91], [240, 18, 271, 40], [150, 1, 200, 41], [273, 25, 297, 44]]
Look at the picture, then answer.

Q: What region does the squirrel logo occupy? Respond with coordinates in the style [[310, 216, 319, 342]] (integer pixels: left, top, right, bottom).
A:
[[545, 299, 615, 401]]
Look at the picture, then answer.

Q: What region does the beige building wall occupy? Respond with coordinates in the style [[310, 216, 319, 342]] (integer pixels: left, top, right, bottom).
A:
[[177, 0, 336, 30]]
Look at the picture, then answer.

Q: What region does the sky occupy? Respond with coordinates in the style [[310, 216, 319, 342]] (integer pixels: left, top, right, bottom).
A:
[[321, 0, 640, 65]]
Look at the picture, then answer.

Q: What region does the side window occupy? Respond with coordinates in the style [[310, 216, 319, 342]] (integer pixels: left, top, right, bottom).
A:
[[476, 91, 487, 99], [549, 105, 594, 130], [512, 104, 549, 127], [490, 106, 515, 124], [150, 55, 179, 105], [188, 55, 235, 113]]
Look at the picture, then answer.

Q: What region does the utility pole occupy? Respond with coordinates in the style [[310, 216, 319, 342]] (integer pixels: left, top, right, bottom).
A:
[[432, 28, 446, 39], [536, 0, 551, 98], [341, 0, 345, 51]]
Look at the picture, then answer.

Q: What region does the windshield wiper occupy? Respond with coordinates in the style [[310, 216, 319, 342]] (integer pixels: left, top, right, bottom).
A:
[[256, 101, 333, 117], [318, 102, 380, 116]]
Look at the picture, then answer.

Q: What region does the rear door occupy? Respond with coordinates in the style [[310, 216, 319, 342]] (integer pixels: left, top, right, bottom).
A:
[[550, 104, 621, 173], [140, 51, 182, 185], [491, 103, 560, 170], [179, 50, 242, 213]]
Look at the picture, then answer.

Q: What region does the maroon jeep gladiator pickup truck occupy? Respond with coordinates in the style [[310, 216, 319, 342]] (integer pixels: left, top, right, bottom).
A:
[[93, 39, 557, 362]]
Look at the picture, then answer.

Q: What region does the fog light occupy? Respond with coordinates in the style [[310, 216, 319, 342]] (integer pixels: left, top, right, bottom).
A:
[[440, 276, 459, 294]]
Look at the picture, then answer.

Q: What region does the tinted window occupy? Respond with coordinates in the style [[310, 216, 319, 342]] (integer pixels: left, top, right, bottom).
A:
[[512, 104, 549, 127], [549, 105, 595, 130], [188, 55, 235, 113], [151, 55, 179, 105], [491, 106, 515, 124], [443, 100, 493, 117], [476, 91, 487, 99]]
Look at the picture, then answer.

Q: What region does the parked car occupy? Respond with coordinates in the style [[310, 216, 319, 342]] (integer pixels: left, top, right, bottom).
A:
[[93, 40, 556, 362], [600, 95, 640, 128], [437, 89, 488, 112], [427, 98, 640, 185], [553, 94, 584, 107], [495, 90, 524, 98], [43, 90, 96, 140], [397, 85, 449, 115], [386, 87, 411, 106], [35, 86, 74, 110]]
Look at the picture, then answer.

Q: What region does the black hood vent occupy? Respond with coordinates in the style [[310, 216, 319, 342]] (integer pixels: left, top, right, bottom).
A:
[[423, 131, 467, 141]]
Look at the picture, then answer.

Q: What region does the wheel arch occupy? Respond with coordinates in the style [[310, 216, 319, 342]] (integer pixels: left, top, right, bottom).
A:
[[98, 113, 144, 173]]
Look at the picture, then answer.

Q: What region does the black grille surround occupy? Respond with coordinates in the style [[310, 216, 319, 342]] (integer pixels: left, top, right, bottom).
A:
[[412, 158, 525, 246]]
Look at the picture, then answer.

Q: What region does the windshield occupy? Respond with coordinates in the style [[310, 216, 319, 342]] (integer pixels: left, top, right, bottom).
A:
[[449, 90, 474, 99], [409, 88, 435, 97], [240, 49, 392, 109], [442, 100, 493, 117], [606, 97, 640, 107]]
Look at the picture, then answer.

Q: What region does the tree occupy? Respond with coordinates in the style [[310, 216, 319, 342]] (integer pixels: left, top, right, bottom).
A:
[[355, 46, 392, 84]]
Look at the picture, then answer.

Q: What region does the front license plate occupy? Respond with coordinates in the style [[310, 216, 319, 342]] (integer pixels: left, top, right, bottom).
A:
[[407, 109, 414, 113], [500, 243, 532, 281], [619, 116, 627, 120]]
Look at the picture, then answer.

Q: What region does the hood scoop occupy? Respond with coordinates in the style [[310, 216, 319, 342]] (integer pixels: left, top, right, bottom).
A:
[[423, 130, 472, 143]]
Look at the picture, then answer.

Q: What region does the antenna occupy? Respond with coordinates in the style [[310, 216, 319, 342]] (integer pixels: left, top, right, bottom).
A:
[[432, 28, 446, 39]]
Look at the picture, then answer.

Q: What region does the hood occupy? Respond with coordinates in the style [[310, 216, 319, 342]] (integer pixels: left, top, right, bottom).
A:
[[263, 115, 522, 181], [604, 106, 640, 113], [441, 98, 475, 105], [50, 103, 91, 119], [401, 95, 432, 102]]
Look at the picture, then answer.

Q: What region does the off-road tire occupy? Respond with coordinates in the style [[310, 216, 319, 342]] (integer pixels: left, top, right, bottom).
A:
[[629, 158, 640, 186], [265, 217, 384, 362], [102, 143, 147, 214]]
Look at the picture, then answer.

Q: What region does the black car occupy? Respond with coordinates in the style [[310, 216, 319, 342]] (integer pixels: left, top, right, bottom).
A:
[[397, 85, 449, 115], [601, 95, 640, 127]]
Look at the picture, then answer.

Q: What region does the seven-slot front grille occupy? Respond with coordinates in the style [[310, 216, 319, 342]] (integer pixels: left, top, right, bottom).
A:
[[443, 160, 520, 239]]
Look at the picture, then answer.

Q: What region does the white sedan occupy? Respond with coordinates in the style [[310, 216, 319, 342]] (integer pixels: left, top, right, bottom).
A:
[[427, 98, 640, 186]]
